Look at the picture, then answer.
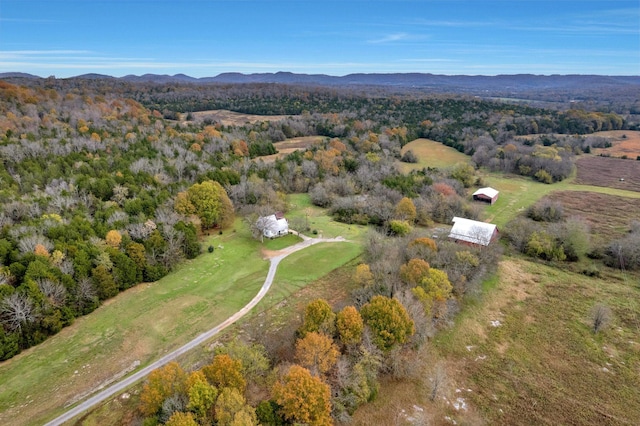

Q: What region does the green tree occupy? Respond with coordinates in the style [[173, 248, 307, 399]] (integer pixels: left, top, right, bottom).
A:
[[91, 264, 117, 300], [272, 365, 332, 426], [186, 371, 217, 423], [182, 180, 235, 229], [360, 296, 415, 352]]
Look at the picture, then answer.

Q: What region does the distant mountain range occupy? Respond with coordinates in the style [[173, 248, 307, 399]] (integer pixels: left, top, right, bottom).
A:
[[2, 71, 639, 98]]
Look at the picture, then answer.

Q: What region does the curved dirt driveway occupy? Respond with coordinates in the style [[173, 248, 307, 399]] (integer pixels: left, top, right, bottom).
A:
[[45, 234, 346, 426]]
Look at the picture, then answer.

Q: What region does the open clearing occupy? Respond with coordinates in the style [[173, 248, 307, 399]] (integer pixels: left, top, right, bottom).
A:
[[188, 109, 291, 126], [575, 155, 640, 192], [257, 136, 326, 163], [398, 138, 470, 173], [592, 130, 640, 159]]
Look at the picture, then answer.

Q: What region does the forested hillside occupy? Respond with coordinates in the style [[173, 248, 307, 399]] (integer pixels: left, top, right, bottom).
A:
[[0, 77, 633, 361]]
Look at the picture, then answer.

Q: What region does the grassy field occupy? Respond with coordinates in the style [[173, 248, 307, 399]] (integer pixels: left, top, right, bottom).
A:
[[473, 170, 640, 229], [0, 195, 365, 426], [431, 259, 640, 425], [398, 138, 470, 173], [287, 193, 368, 242], [78, 254, 365, 425]]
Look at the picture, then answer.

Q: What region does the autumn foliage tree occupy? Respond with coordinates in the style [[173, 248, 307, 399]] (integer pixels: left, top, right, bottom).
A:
[[299, 298, 336, 337], [215, 387, 257, 426], [394, 197, 417, 222], [295, 331, 340, 376], [139, 361, 188, 417], [186, 371, 218, 423], [360, 295, 415, 352], [400, 258, 431, 287], [336, 305, 364, 346], [105, 230, 122, 248], [272, 365, 333, 426], [412, 267, 453, 318], [202, 354, 246, 392], [354, 263, 374, 288], [165, 411, 198, 426]]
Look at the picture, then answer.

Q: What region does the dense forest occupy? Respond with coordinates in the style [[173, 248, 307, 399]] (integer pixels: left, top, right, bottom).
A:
[[0, 76, 638, 424]]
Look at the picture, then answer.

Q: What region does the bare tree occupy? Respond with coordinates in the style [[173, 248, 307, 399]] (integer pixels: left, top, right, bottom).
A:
[[0, 292, 38, 333], [591, 304, 612, 334], [36, 278, 68, 308], [427, 361, 448, 402]]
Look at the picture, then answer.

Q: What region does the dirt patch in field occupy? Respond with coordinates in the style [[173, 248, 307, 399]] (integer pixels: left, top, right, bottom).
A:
[[592, 130, 640, 159], [575, 155, 640, 192], [189, 109, 292, 126]]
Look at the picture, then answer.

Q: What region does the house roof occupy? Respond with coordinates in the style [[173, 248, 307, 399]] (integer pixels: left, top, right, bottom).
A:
[[448, 216, 498, 246], [472, 187, 499, 198]]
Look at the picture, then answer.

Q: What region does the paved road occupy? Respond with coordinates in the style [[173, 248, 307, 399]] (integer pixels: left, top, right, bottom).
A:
[[44, 235, 346, 426]]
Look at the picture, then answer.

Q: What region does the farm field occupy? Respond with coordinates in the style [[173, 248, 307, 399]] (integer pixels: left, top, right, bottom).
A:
[[575, 155, 640, 192], [398, 138, 470, 173], [592, 130, 640, 159], [0, 198, 363, 426], [543, 191, 640, 243]]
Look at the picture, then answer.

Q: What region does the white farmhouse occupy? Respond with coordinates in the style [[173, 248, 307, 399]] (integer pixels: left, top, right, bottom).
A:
[[261, 212, 289, 238]]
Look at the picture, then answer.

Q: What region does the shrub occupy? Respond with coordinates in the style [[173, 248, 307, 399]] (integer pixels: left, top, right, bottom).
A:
[[388, 220, 411, 236], [526, 231, 566, 261], [208, 245, 215, 253], [526, 200, 564, 222], [400, 150, 418, 163]]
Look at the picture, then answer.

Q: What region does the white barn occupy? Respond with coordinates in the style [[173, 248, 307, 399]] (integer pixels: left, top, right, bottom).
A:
[[472, 187, 499, 204], [448, 216, 499, 246]]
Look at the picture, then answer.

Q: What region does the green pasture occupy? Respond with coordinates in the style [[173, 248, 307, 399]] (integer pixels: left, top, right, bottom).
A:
[[286, 193, 368, 242], [398, 138, 470, 173]]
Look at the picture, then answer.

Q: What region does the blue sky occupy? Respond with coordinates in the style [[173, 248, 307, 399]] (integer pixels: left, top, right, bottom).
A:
[[0, 0, 638, 77]]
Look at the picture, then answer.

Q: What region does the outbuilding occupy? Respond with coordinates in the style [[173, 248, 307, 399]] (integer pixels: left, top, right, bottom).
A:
[[472, 187, 499, 204], [448, 216, 499, 247]]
